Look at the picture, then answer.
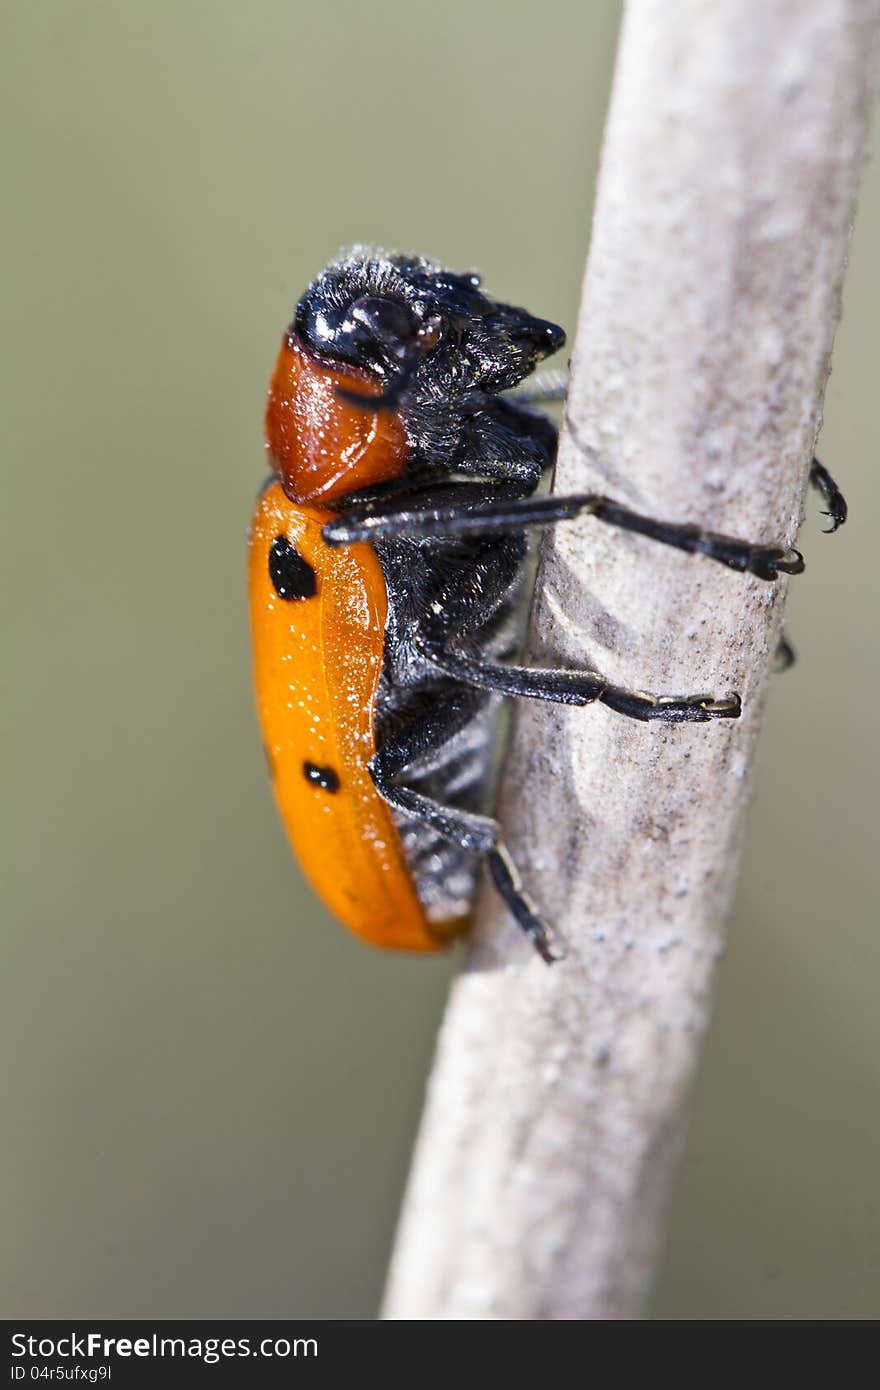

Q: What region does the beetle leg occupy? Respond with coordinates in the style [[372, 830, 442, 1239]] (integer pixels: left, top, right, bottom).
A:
[[418, 639, 741, 723], [774, 631, 796, 672], [414, 542, 741, 723], [582, 498, 804, 578], [370, 689, 500, 857], [369, 698, 563, 963], [809, 456, 847, 532], [487, 844, 563, 965], [504, 368, 569, 405], [325, 491, 803, 580]]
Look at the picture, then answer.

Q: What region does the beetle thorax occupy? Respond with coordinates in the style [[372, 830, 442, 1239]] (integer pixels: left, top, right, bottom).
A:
[[265, 337, 409, 506]]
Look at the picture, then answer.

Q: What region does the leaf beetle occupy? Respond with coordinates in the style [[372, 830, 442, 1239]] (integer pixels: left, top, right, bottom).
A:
[[248, 249, 845, 962]]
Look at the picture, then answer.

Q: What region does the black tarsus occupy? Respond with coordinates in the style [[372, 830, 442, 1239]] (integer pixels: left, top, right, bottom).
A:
[[771, 457, 846, 677], [809, 456, 848, 532], [774, 632, 796, 673], [487, 846, 565, 964]]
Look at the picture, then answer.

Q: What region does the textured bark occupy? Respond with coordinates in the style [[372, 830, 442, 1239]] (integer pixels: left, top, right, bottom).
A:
[[383, 0, 879, 1320]]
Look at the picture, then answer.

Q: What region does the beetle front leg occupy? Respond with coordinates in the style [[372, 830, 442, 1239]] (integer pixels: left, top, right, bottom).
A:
[[504, 369, 569, 406], [809, 456, 847, 532], [582, 499, 804, 580], [325, 491, 803, 581]]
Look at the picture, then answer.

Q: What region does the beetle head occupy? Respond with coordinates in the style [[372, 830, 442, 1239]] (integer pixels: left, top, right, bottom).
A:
[[291, 249, 565, 409]]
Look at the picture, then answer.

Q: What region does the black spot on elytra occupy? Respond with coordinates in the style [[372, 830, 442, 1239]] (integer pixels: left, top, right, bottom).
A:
[[269, 536, 316, 600], [303, 761, 340, 793]]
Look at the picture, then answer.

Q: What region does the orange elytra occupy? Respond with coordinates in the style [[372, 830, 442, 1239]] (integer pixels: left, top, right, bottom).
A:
[[249, 479, 460, 951]]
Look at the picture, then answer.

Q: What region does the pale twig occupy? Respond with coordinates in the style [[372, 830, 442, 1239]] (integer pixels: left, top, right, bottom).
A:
[[383, 0, 879, 1320]]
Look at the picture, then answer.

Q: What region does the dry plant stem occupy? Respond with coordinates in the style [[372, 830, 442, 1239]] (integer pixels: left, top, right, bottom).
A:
[[383, 0, 879, 1321]]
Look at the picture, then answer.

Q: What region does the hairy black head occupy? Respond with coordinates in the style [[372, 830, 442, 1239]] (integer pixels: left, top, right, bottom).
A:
[[292, 249, 565, 405]]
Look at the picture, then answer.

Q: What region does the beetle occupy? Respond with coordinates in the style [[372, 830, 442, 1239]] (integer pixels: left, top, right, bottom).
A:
[[248, 249, 846, 963]]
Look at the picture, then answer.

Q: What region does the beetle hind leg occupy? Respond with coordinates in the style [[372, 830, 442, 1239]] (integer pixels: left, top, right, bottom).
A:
[[369, 696, 562, 963], [487, 844, 565, 964]]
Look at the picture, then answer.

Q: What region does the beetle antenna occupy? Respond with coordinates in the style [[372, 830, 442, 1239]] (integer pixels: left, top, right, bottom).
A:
[[335, 316, 442, 413], [334, 353, 420, 412]]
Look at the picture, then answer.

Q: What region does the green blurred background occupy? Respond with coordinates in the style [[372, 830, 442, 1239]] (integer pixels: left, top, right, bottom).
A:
[[3, 2, 878, 1320]]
